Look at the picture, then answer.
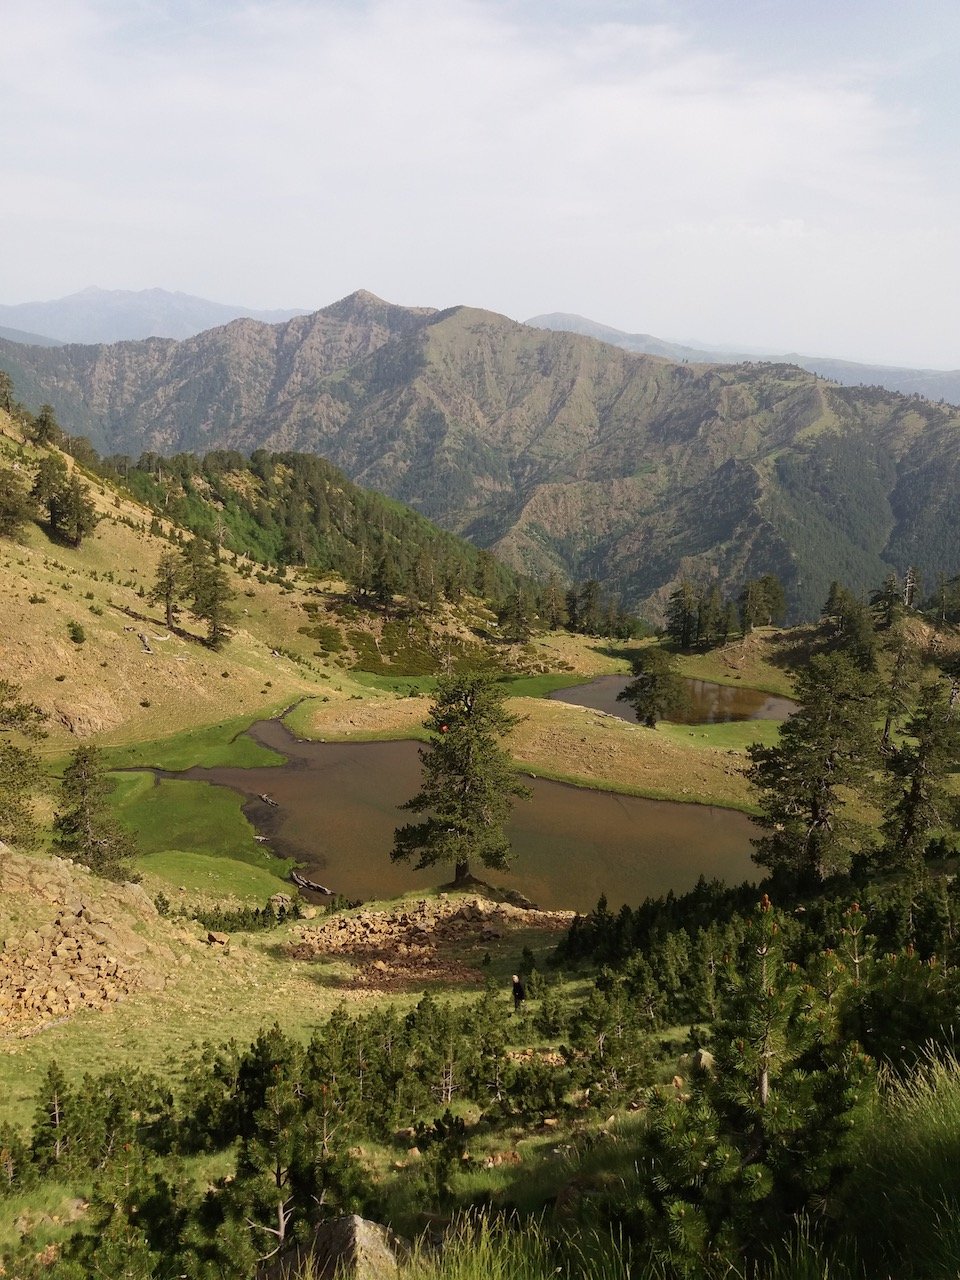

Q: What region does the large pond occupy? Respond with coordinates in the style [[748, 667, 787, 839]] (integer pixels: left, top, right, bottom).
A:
[[551, 676, 796, 725], [155, 718, 758, 912]]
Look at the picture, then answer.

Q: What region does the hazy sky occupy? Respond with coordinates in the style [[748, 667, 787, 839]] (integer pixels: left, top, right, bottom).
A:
[[4, 0, 959, 365]]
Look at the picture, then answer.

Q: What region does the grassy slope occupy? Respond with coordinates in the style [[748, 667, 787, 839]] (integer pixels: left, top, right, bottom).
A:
[[0, 426, 794, 1164], [287, 630, 794, 811]]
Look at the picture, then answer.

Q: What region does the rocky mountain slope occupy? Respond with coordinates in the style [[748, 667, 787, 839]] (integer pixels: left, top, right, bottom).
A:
[[529, 311, 960, 407], [4, 291, 960, 618]]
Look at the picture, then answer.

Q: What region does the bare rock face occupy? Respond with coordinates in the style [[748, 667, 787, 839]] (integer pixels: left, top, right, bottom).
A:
[[259, 1215, 406, 1280]]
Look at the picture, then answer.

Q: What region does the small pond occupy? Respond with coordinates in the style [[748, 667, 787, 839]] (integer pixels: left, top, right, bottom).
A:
[[551, 676, 796, 726], [153, 717, 758, 912]]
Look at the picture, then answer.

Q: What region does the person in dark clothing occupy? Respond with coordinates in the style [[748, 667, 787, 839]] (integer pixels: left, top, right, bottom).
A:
[[511, 973, 526, 1011]]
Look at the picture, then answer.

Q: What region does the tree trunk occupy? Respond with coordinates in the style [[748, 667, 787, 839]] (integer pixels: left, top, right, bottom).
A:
[[455, 858, 470, 882]]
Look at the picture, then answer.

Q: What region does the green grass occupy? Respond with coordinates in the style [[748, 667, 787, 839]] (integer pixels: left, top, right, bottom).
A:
[[657, 719, 783, 752], [133, 849, 290, 900], [348, 670, 439, 695], [839, 1051, 960, 1278], [0, 1180, 90, 1253], [357, 1216, 639, 1280], [673, 641, 796, 698], [112, 773, 292, 877], [99, 709, 288, 771], [498, 673, 590, 698]]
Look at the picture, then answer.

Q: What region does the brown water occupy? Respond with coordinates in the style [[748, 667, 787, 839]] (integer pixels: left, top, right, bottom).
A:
[[551, 676, 797, 725], [160, 718, 757, 912]]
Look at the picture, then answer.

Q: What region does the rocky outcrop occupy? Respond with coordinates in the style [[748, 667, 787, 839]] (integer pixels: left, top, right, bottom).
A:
[[0, 849, 181, 1033], [289, 894, 574, 988]]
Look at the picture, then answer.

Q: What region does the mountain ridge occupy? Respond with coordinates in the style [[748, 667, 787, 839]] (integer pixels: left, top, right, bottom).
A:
[[3, 290, 960, 619], [0, 285, 309, 344], [527, 311, 960, 405]]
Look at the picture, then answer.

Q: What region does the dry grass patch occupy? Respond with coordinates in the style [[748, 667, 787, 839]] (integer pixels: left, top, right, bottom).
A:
[[506, 699, 754, 809], [291, 693, 429, 740]]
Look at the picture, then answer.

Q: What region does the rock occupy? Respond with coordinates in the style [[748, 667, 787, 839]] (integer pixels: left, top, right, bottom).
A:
[[692, 1048, 716, 1074], [270, 1214, 407, 1280]]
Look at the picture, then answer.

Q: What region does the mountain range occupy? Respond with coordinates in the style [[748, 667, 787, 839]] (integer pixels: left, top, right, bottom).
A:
[[2, 289, 959, 620], [0, 286, 307, 344], [526, 313, 960, 406]]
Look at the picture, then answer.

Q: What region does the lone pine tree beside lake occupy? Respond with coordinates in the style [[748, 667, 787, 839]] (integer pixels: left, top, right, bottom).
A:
[[391, 670, 530, 882]]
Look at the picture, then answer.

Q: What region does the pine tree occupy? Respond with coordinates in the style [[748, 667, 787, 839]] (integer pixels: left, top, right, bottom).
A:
[[578, 580, 602, 634], [880, 679, 960, 873], [0, 465, 36, 538], [870, 571, 903, 630], [666, 580, 697, 648], [53, 745, 137, 880], [696, 586, 722, 647], [0, 680, 46, 849], [498, 585, 533, 642], [180, 536, 233, 648], [32, 403, 63, 446], [148, 550, 183, 629], [49, 474, 97, 547], [31, 1060, 73, 1172], [748, 653, 878, 885], [541, 573, 567, 630], [391, 671, 530, 881], [370, 547, 401, 610], [31, 453, 68, 514]]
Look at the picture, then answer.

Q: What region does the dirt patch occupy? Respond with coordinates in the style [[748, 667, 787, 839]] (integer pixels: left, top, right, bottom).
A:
[[288, 894, 574, 990]]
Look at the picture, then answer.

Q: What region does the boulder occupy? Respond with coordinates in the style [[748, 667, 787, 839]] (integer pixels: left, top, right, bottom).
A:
[[260, 1215, 406, 1280]]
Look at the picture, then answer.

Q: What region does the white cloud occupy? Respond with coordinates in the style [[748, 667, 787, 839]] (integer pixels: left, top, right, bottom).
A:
[[0, 0, 956, 364]]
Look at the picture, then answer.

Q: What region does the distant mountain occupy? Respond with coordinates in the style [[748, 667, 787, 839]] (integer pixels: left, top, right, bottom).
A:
[[3, 289, 960, 620], [0, 287, 308, 344], [527, 313, 960, 407], [0, 324, 64, 348], [525, 313, 756, 363]]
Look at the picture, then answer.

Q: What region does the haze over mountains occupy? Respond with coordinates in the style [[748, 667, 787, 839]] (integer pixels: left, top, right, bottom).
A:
[[0, 286, 307, 344], [2, 288, 960, 620], [527, 313, 960, 406]]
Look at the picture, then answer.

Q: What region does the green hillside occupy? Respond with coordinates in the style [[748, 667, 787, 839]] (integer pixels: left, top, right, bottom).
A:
[[4, 292, 960, 619]]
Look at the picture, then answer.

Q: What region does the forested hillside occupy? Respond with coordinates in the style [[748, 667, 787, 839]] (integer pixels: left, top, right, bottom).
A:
[[3, 292, 960, 619]]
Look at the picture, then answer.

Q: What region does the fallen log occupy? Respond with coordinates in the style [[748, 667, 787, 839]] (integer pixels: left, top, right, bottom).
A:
[[292, 870, 333, 896]]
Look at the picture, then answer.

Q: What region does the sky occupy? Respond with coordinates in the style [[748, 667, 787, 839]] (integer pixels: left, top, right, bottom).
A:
[[3, 0, 960, 366]]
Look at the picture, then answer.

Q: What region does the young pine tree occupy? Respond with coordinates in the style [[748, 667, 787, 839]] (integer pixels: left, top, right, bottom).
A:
[[53, 745, 137, 880], [0, 679, 47, 849]]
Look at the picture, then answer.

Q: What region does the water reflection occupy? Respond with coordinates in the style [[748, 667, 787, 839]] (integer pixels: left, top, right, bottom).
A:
[[158, 718, 757, 912], [551, 675, 796, 725]]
